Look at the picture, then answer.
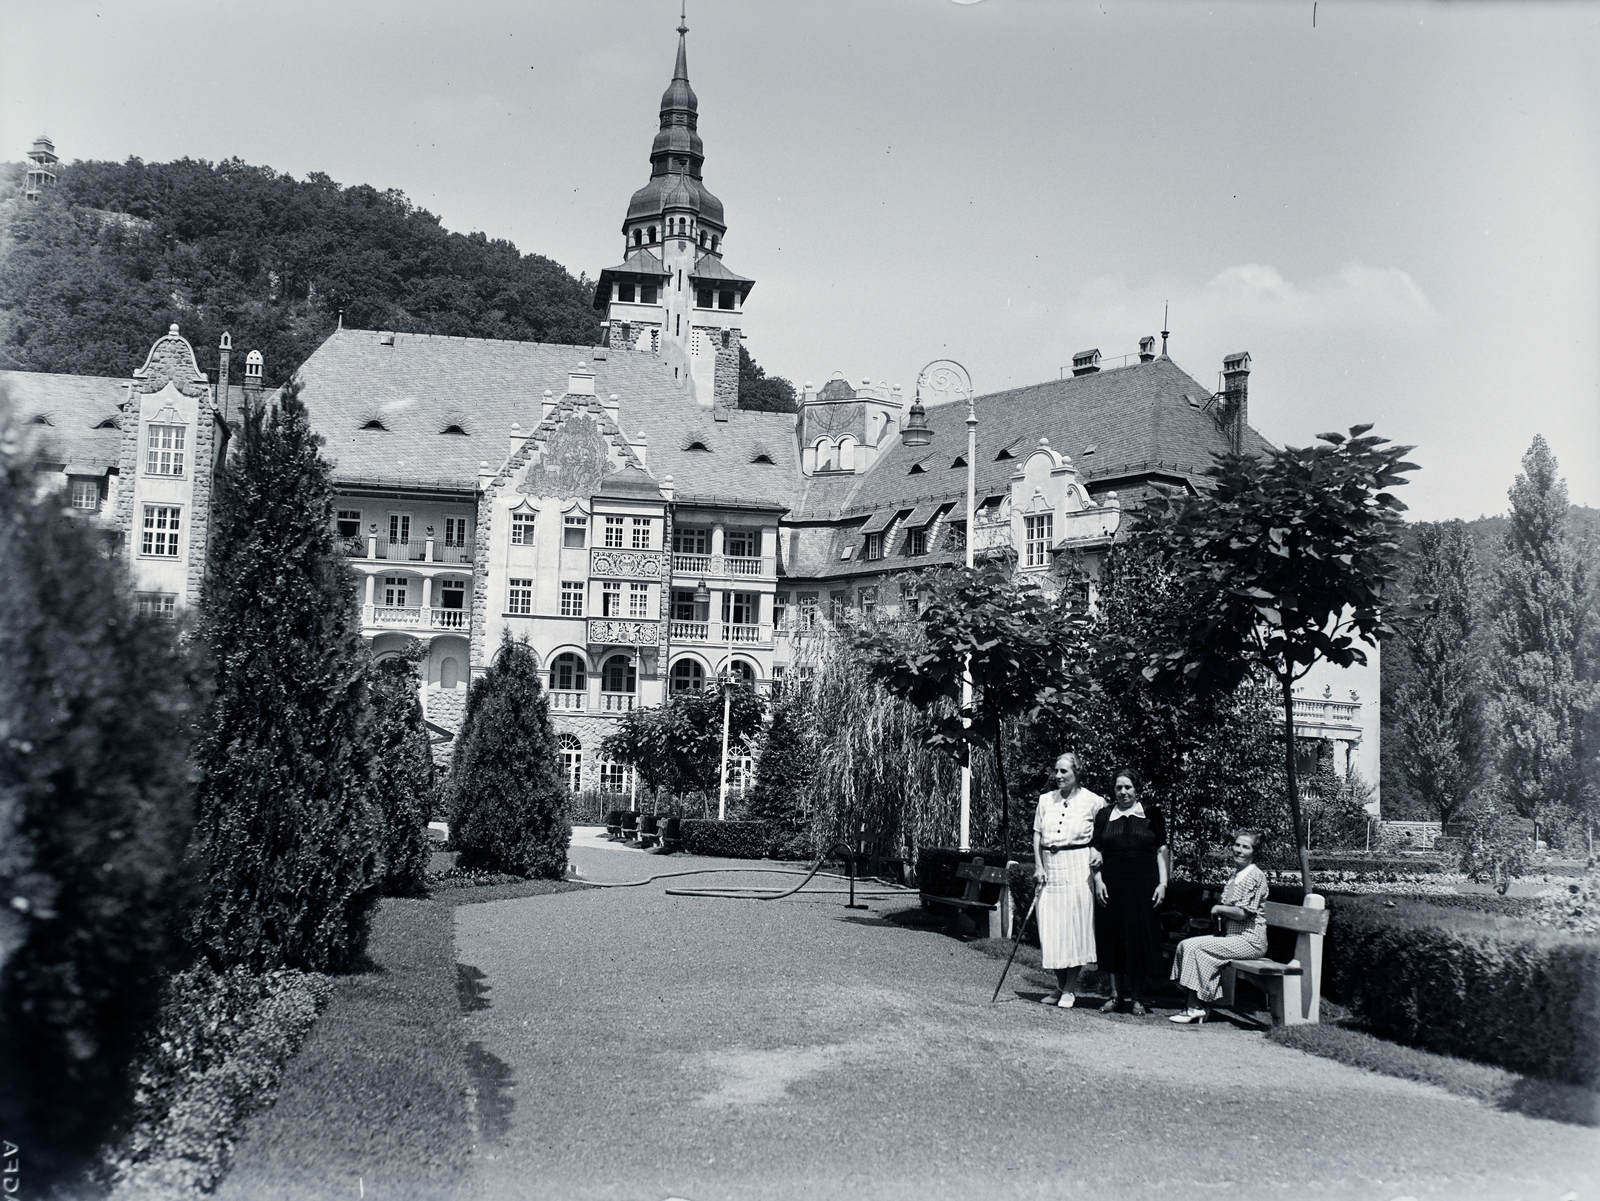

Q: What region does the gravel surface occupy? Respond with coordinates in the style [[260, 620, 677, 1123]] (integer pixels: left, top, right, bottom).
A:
[[451, 841, 1600, 1201]]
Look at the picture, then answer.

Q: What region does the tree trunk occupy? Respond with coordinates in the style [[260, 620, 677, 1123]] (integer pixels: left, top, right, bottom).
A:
[[1282, 673, 1314, 895], [992, 711, 1010, 854]]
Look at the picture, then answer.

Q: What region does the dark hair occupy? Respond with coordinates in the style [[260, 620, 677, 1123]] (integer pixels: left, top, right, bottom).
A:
[[1233, 829, 1266, 855], [1110, 766, 1143, 793]]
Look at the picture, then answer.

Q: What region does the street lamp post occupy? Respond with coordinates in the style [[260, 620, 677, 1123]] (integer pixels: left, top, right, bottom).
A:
[[693, 578, 736, 821], [901, 359, 976, 851]]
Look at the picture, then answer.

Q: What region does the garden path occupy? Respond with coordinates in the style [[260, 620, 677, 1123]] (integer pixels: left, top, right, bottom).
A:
[[453, 842, 1599, 1201]]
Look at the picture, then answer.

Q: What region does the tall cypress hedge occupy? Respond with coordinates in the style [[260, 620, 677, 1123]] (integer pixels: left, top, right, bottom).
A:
[[368, 652, 434, 895], [447, 635, 570, 878], [0, 406, 199, 1188], [190, 382, 383, 973]]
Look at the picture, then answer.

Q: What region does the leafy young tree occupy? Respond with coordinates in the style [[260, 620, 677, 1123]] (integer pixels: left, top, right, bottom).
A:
[[856, 560, 1091, 853], [1395, 520, 1485, 827], [737, 344, 798, 413], [447, 635, 571, 878], [367, 652, 435, 896], [663, 681, 767, 808], [1134, 426, 1417, 893], [601, 703, 676, 808], [191, 380, 384, 973], [0, 405, 201, 1190], [1485, 436, 1596, 829]]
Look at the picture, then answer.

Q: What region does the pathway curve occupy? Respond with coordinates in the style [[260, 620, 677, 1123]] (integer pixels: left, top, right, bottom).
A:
[[454, 840, 1598, 1201]]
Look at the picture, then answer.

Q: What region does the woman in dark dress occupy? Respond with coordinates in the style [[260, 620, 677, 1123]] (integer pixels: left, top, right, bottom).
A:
[[1089, 767, 1170, 1014]]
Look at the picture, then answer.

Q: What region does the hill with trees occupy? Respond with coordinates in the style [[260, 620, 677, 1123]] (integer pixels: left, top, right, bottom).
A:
[[0, 155, 797, 407]]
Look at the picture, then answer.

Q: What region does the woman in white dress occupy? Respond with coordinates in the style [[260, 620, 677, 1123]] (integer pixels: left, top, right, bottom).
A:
[[1031, 752, 1106, 1008]]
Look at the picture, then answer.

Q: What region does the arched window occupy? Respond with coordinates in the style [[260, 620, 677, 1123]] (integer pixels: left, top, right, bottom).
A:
[[726, 659, 756, 685], [670, 659, 704, 695], [711, 236, 719, 252], [601, 654, 636, 694], [647, 225, 657, 243], [633, 229, 642, 246], [837, 436, 857, 472], [558, 734, 582, 792], [815, 438, 836, 472], [440, 657, 460, 689], [550, 652, 586, 693]]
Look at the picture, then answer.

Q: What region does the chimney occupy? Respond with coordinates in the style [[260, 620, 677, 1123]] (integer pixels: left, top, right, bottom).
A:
[[1222, 351, 1251, 455], [1071, 349, 1101, 377], [567, 360, 596, 396], [1138, 336, 1156, 363], [217, 331, 233, 424], [243, 349, 263, 413]]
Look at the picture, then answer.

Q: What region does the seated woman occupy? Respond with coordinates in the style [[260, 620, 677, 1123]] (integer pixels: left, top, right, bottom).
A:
[[1168, 830, 1270, 1024]]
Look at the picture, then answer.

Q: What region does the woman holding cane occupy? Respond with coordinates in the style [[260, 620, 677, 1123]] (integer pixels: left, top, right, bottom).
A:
[[1032, 752, 1106, 1008]]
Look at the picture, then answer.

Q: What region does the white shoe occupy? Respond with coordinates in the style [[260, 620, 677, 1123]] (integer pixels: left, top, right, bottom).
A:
[[1168, 1008, 1208, 1024], [1057, 992, 1076, 1009]]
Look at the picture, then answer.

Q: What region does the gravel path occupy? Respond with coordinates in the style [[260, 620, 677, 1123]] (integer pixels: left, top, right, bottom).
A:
[[452, 838, 1599, 1201]]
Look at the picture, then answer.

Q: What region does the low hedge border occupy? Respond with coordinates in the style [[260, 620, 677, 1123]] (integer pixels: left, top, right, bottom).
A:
[[679, 819, 815, 861], [1322, 895, 1600, 1087], [100, 964, 333, 1196]]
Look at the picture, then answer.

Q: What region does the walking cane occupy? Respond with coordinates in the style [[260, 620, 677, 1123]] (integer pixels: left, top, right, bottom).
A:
[[991, 890, 1040, 1004]]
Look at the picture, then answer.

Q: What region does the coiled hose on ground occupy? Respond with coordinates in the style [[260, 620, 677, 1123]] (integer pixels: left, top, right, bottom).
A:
[[584, 842, 918, 902]]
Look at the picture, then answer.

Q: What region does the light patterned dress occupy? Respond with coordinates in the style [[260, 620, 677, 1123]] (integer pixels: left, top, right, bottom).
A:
[[1034, 787, 1106, 970], [1171, 863, 1270, 1002]]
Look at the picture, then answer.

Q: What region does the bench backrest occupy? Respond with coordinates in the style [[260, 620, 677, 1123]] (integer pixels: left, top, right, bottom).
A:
[[953, 857, 1012, 903], [1262, 900, 1331, 936]]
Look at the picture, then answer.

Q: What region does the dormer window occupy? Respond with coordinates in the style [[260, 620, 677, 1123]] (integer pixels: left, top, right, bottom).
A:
[[951, 454, 967, 468], [95, 417, 119, 429], [685, 440, 710, 452], [440, 424, 467, 436], [362, 419, 387, 431], [995, 442, 1019, 461], [750, 453, 774, 465]]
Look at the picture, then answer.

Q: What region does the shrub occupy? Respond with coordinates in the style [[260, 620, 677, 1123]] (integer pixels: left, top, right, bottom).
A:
[[1322, 895, 1600, 1086], [680, 819, 814, 861], [1307, 853, 1447, 876], [367, 654, 434, 896], [190, 381, 383, 974], [446, 635, 571, 878], [0, 409, 201, 1190], [101, 964, 333, 1195], [746, 681, 817, 833], [1458, 805, 1533, 886]]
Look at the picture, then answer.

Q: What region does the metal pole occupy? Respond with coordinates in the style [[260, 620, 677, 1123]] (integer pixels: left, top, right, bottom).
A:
[[717, 591, 733, 821], [959, 396, 977, 851]]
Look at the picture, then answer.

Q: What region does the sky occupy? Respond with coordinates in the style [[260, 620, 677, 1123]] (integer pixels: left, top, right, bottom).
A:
[[2, 0, 1596, 522]]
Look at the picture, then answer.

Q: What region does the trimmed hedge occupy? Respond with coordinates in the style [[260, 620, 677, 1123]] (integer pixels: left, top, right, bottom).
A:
[[679, 820, 814, 861], [1322, 895, 1600, 1087], [1308, 854, 1448, 875]]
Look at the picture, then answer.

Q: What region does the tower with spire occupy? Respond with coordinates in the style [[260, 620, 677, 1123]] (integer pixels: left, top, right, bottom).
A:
[[594, 13, 753, 409]]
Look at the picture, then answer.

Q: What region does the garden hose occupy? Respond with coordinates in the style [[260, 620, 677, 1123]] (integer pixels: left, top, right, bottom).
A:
[[584, 844, 918, 902]]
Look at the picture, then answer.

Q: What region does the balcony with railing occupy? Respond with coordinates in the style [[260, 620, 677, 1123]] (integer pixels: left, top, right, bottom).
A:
[[347, 534, 473, 567], [668, 553, 775, 580], [586, 618, 661, 647], [591, 548, 668, 579], [599, 693, 637, 712], [670, 620, 709, 641], [669, 620, 773, 647], [363, 605, 472, 635], [548, 690, 586, 711]]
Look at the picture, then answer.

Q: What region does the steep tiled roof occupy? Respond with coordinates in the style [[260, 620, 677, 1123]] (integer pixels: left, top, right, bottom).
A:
[[1, 369, 127, 474], [600, 249, 668, 277], [689, 255, 754, 286], [788, 356, 1270, 521], [292, 329, 802, 508]]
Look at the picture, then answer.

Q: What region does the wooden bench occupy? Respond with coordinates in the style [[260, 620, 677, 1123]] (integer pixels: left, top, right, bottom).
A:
[[619, 811, 639, 843], [637, 814, 661, 849], [660, 816, 683, 853], [920, 857, 1016, 939], [604, 812, 624, 840], [1219, 895, 1330, 1026]]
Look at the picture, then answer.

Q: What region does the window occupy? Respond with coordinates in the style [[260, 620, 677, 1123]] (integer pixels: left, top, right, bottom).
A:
[[724, 529, 760, 558], [604, 515, 625, 548], [647, 226, 657, 243], [602, 655, 637, 694], [71, 479, 100, 510], [439, 579, 466, 610], [440, 657, 461, 689], [383, 576, 409, 607], [829, 591, 848, 622], [135, 592, 177, 618], [444, 517, 468, 548], [558, 734, 582, 792], [388, 514, 410, 546], [864, 532, 883, 561], [1024, 513, 1054, 569], [141, 506, 182, 556], [718, 290, 735, 310], [697, 288, 713, 308], [945, 522, 967, 552], [727, 660, 756, 685], [629, 582, 650, 618], [601, 582, 622, 617], [563, 514, 587, 548], [511, 511, 536, 545], [721, 591, 757, 626], [631, 517, 652, 549], [145, 424, 186, 476], [673, 526, 710, 554], [618, 281, 636, 303], [798, 592, 819, 629], [858, 587, 878, 615], [906, 527, 927, 556], [337, 509, 362, 538], [507, 578, 533, 615], [642, 285, 659, 305], [774, 591, 790, 628], [551, 652, 586, 692], [561, 581, 584, 616], [600, 761, 631, 793], [670, 659, 705, 694]]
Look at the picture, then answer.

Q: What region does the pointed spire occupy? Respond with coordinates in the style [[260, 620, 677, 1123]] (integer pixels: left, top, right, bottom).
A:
[[675, 2, 689, 82]]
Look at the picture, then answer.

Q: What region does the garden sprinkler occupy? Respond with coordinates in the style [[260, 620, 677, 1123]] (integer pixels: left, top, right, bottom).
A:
[[990, 891, 1040, 1004]]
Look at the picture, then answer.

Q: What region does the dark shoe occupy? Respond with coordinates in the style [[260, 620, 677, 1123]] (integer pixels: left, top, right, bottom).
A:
[[1129, 1001, 1148, 1016], [1098, 998, 1121, 1014]]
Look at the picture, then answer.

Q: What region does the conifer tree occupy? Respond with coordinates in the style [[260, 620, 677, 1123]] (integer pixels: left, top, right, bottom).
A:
[[747, 681, 818, 831], [368, 652, 434, 895], [446, 635, 571, 878], [1396, 520, 1485, 827], [190, 381, 383, 973], [1486, 436, 1596, 827], [0, 403, 199, 1189]]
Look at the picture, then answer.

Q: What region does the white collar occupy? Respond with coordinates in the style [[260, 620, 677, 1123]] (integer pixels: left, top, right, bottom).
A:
[[1107, 801, 1146, 821]]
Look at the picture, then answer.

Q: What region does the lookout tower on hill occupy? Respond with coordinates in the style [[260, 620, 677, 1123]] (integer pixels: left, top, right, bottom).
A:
[[595, 16, 753, 410], [24, 135, 58, 201]]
